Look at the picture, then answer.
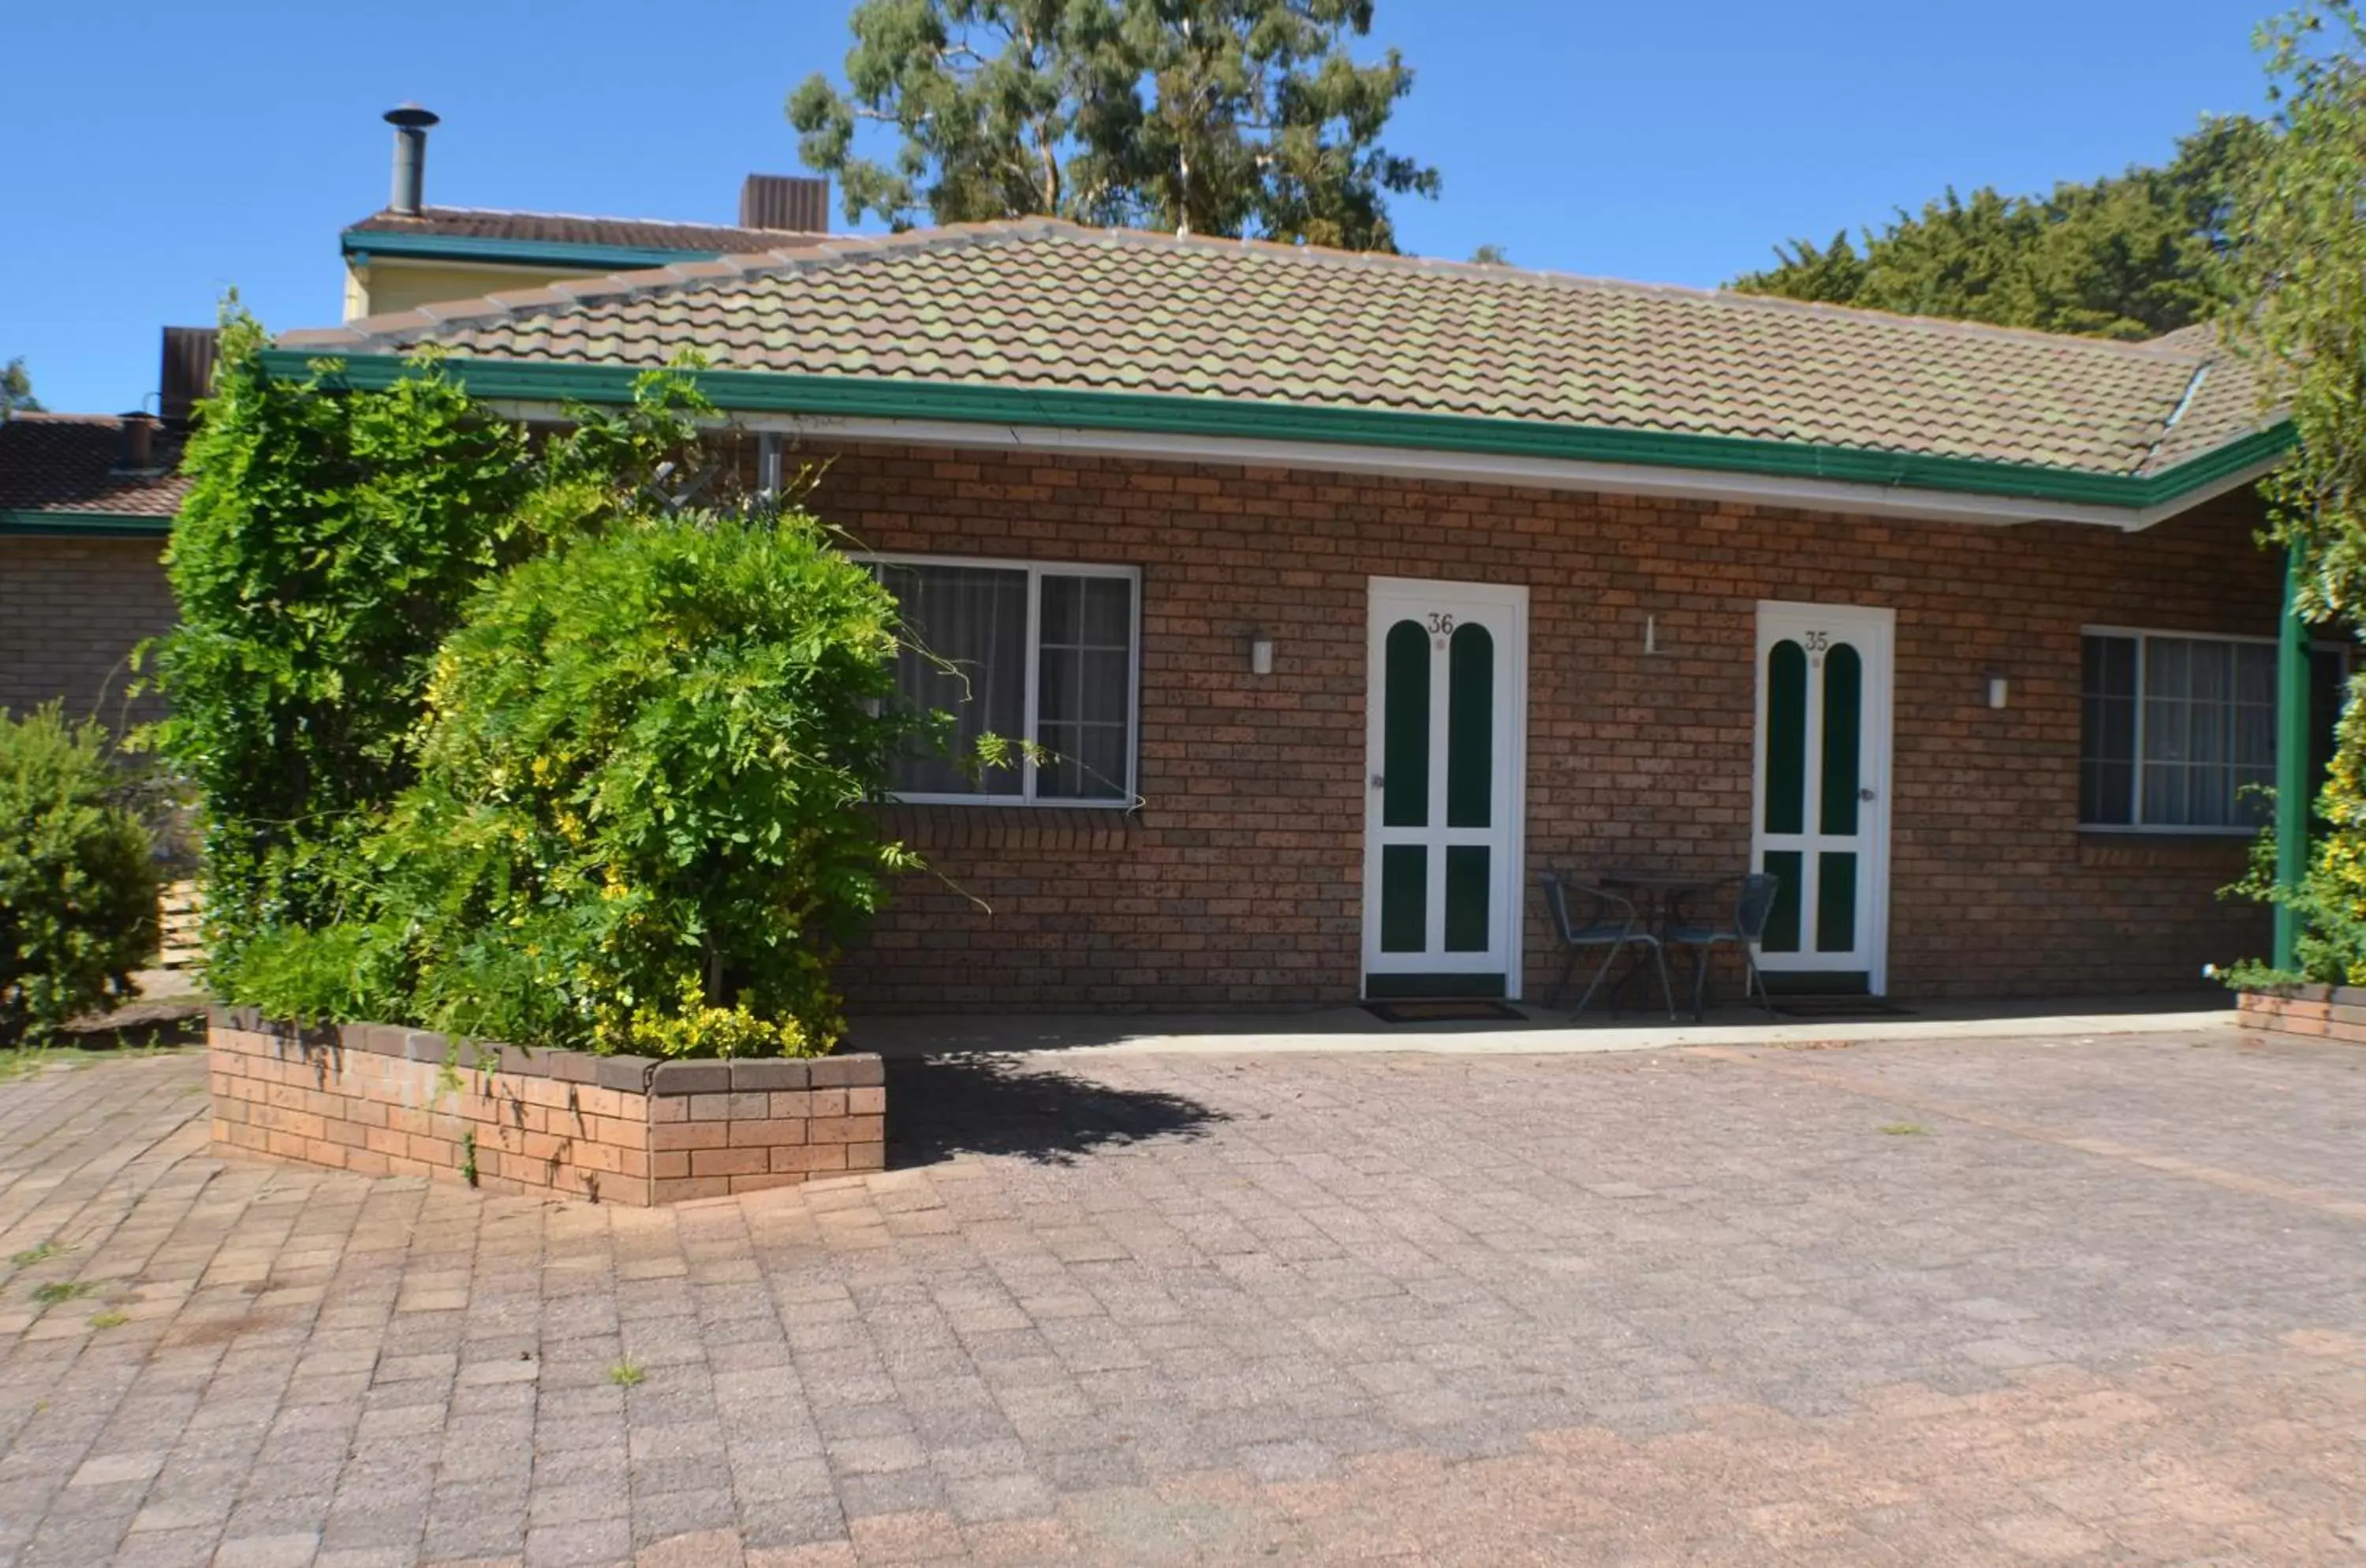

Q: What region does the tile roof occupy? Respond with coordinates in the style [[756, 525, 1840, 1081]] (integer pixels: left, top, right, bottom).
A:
[[345, 207, 830, 258], [286, 220, 2273, 482], [0, 415, 187, 519]]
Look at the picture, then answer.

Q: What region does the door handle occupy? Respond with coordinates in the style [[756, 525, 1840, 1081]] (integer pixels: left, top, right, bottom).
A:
[[1371, 774, 1386, 789], [1859, 788, 1878, 801]]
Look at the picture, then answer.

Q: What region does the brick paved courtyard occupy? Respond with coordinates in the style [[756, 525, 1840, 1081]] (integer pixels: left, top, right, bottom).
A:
[[2, 1027, 2365, 1566]]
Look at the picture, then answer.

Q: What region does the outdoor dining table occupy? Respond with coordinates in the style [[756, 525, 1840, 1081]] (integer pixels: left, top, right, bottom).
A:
[[1595, 871, 1721, 1010], [1599, 871, 1719, 931]]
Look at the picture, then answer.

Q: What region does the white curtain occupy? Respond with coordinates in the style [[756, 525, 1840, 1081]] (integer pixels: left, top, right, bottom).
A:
[[882, 564, 1028, 796]]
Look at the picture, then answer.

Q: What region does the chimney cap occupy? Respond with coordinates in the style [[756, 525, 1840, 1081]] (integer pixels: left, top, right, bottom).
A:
[[112, 411, 162, 474], [383, 103, 440, 130]]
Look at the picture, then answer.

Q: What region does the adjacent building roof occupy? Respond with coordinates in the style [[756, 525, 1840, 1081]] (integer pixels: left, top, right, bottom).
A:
[[0, 415, 186, 532], [343, 207, 831, 268], [280, 220, 2284, 517]]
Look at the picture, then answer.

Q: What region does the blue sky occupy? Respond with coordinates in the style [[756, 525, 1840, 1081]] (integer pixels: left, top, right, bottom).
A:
[[4, 1, 2271, 415]]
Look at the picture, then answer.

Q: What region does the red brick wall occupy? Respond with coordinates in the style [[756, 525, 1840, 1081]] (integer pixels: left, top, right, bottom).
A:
[[210, 1013, 886, 1205], [4, 450, 2281, 1010], [797, 442, 2279, 1009], [0, 536, 173, 727], [2239, 987, 2366, 1044]]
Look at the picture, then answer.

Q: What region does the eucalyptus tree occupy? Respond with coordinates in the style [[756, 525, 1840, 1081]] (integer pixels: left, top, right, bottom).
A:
[[788, 0, 1438, 250]]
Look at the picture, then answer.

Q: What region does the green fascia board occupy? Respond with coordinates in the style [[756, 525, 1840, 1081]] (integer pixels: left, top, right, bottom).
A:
[[255, 349, 2295, 514], [339, 230, 724, 273], [0, 510, 172, 538]]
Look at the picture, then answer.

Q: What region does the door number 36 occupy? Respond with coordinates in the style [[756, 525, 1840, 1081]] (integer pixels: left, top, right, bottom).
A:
[[1427, 613, 1457, 635]]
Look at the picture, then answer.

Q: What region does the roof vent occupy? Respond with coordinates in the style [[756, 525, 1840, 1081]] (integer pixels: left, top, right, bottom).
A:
[[383, 103, 440, 216], [740, 174, 828, 233]]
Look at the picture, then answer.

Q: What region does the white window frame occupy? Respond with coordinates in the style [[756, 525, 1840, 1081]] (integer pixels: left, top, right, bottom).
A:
[[865, 551, 1142, 808], [2080, 625, 2348, 835]]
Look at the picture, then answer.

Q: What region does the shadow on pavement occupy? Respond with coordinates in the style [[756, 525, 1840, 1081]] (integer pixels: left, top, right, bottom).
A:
[[886, 1054, 1227, 1168]]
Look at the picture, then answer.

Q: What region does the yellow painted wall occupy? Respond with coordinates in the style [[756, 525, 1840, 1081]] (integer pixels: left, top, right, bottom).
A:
[[345, 258, 611, 321]]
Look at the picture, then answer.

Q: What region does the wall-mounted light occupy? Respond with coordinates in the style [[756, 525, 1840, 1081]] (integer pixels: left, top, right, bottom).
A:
[[1986, 670, 2010, 710], [1249, 634, 1275, 676]]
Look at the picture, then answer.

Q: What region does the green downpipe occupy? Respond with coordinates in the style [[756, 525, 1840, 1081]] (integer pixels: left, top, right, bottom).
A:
[[2275, 540, 2311, 971]]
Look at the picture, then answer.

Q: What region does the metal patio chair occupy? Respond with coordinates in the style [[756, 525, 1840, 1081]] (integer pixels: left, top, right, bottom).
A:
[[1663, 872, 1782, 1022], [1539, 871, 1676, 1019]]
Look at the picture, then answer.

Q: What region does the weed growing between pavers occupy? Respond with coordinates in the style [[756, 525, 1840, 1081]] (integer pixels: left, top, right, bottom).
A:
[[608, 1360, 646, 1387], [30, 1281, 95, 1308], [86, 1310, 127, 1330], [8, 1240, 71, 1269], [1879, 1122, 1930, 1136], [0, 1041, 196, 1082]]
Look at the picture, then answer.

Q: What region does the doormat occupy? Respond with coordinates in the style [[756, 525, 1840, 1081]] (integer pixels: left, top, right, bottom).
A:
[[1361, 999, 1528, 1025], [1771, 995, 1916, 1019]]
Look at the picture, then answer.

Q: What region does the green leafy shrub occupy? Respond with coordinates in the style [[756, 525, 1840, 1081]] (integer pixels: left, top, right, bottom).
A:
[[158, 328, 929, 1056], [2226, 676, 2366, 989], [214, 921, 398, 1026], [0, 708, 159, 1043], [252, 506, 915, 1055], [151, 315, 536, 982], [628, 980, 812, 1060], [2218, 12, 2366, 992], [375, 506, 911, 1054]]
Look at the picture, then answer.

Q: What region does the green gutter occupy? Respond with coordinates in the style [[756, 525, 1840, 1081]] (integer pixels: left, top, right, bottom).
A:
[[340, 230, 724, 273], [0, 510, 173, 538], [256, 350, 2294, 515]]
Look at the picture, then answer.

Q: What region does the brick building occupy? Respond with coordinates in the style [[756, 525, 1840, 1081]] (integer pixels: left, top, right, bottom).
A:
[[271, 221, 2298, 1010], [820, 449, 2281, 1008], [0, 402, 192, 729], [9, 218, 2302, 1010]]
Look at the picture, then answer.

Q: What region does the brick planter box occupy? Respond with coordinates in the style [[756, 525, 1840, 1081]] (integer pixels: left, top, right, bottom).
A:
[[2237, 986, 2366, 1047], [208, 1007, 884, 1205]]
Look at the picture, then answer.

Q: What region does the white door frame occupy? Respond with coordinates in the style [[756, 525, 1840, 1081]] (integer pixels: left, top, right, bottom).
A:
[[1751, 600, 1895, 994], [1361, 577, 1529, 999]]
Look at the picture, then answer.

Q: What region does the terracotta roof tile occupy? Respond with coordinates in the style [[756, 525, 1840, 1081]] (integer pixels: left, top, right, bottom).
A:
[[0, 415, 188, 518], [287, 220, 2275, 480]]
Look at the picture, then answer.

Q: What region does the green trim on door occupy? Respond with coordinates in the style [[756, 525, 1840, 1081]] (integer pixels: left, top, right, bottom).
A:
[[1816, 850, 1859, 953], [1379, 844, 1427, 953], [1765, 641, 1808, 836], [1446, 623, 1495, 829], [1820, 643, 1863, 835], [1382, 621, 1431, 828], [1443, 845, 1491, 952], [1762, 849, 1804, 953]]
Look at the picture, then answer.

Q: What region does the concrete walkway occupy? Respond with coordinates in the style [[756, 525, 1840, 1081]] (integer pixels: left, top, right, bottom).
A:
[[847, 992, 2235, 1058]]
